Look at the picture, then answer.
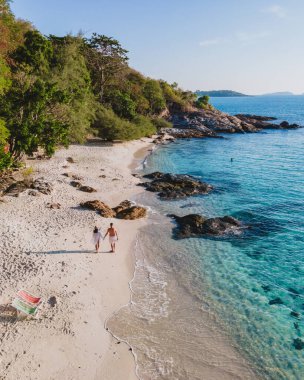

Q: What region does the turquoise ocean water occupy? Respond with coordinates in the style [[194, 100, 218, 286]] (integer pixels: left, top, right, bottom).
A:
[[109, 96, 304, 379]]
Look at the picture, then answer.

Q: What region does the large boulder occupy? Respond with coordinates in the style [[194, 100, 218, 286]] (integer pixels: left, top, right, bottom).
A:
[[169, 214, 244, 239], [116, 205, 147, 220], [140, 172, 213, 200], [80, 200, 115, 218]]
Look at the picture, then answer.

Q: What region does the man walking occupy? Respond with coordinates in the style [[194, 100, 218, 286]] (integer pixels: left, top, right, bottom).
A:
[[104, 223, 119, 253]]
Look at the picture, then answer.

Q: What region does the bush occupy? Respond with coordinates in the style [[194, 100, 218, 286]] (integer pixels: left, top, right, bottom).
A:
[[195, 95, 210, 109], [152, 118, 173, 130], [94, 105, 156, 141]]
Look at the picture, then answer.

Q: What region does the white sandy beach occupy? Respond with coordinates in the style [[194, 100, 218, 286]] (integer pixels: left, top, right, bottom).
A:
[[0, 138, 259, 380], [0, 139, 152, 380]]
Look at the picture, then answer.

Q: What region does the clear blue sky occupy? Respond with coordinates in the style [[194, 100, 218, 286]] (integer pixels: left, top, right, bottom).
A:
[[11, 0, 304, 95]]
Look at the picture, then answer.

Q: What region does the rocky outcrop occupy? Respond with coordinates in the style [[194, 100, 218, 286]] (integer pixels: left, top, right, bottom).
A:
[[80, 199, 147, 220], [161, 109, 302, 139], [140, 172, 213, 200], [169, 214, 244, 239], [30, 178, 53, 194], [3, 178, 53, 197]]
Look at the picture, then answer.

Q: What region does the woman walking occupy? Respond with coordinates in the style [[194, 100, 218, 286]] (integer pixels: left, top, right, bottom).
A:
[[92, 226, 102, 253]]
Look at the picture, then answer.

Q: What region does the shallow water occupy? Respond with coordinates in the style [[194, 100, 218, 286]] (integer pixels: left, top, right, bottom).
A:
[[108, 97, 304, 379]]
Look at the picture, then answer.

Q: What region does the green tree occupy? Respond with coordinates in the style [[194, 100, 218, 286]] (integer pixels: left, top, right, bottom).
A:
[[107, 90, 136, 119], [49, 35, 97, 143], [84, 33, 128, 102], [143, 79, 166, 114], [0, 31, 69, 159]]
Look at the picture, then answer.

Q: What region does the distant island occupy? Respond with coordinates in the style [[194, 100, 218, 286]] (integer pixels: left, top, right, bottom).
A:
[[195, 90, 249, 97], [261, 91, 294, 96]]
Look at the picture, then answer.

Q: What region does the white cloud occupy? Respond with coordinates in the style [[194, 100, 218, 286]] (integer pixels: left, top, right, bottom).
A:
[[199, 38, 221, 47], [235, 31, 271, 45], [263, 5, 286, 18]]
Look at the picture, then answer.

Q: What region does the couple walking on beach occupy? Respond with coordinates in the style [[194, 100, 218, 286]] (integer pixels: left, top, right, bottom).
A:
[[93, 223, 118, 253]]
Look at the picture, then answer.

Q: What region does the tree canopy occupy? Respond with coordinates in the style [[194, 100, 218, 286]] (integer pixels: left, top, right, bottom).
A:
[[0, 0, 198, 171]]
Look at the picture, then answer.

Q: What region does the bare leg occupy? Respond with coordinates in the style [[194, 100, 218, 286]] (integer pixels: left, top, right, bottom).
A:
[[113, 242, 116, 253]]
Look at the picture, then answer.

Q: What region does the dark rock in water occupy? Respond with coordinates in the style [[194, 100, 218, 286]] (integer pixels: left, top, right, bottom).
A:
[[141, 172, 213, 200], [180, 202, 200, 209], [262, 285, 271, 292], [280, 121, 299, 129], [293, 338, 304, 350], [269, 298, 284, 305], [160, 109, 302, 140], [290, 311, 300, 319], [294, 322, 299, 330], [235, 114, 277, 121], [169, 213, 244, 239]]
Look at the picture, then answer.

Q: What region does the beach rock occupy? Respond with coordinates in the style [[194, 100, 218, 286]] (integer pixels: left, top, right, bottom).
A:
[[115, 205, 147, 220], [293, 338, 304, 350], [169, 214, 243, 238], [78, 185, 97, 193], [141, 172, 213, 199], [48, 296, 57, 307], [112, 200, 133, 214], [31, 178, 53, 195], [3, 181, 29, 196], [70, 181, 82, 188], [46, 202, 61, 209], [62, 173, 83, 180], [80, 200, 115, 218], [67, 157, 75, 163], [269, 298, 284, 305], [28, 190, 39, 196]]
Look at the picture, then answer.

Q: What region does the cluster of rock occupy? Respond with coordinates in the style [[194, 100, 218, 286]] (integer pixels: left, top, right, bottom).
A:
[[140, 172, 213, 200], [70, 180, 97, 193], [80, 199, 147, 220], [2, 177, 53, 197], [161, 109, 301, 138], [169, 214, 244, 239]]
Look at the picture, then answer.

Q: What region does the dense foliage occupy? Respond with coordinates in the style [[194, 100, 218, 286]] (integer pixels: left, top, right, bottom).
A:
[[0, 0, 204, 170]]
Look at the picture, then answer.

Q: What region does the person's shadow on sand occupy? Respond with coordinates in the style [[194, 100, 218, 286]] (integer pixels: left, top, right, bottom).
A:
[[33, 250, 115, 255]]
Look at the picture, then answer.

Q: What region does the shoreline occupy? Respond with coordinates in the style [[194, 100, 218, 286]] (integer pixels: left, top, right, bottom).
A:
[[0, 138, 153, 380], [106, 139, 260, 380]]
